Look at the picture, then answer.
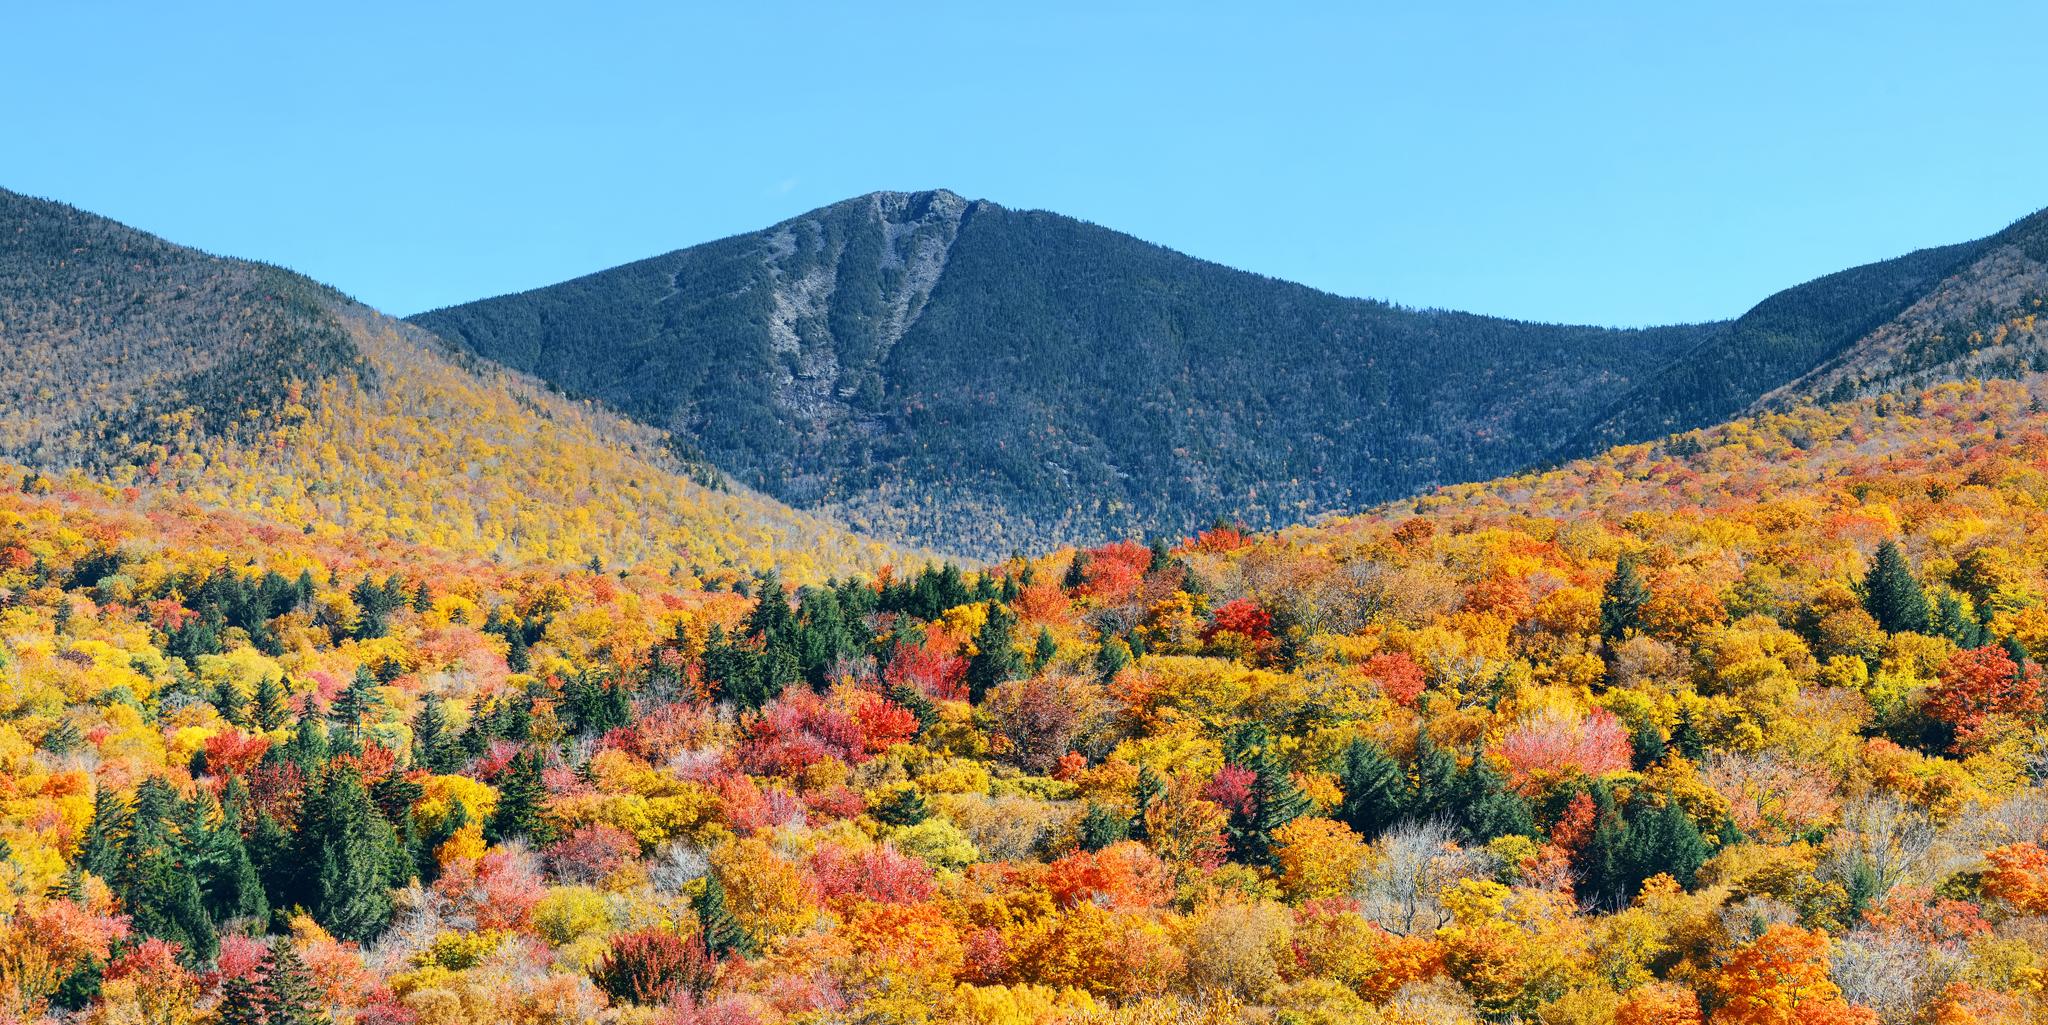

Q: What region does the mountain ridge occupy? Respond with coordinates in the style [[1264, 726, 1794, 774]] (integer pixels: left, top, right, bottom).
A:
[[412, 189, 1724, 556]]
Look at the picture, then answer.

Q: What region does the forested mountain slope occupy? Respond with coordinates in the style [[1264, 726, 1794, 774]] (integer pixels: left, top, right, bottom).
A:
[[414, 191, 2048, 559], [0, 188, 913, 581], [6, 367, 2048, 1024], [412, 191, 1717, 556]]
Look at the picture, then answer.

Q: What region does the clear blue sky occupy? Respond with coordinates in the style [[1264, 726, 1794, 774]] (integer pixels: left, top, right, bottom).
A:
[[5, 2, 2044, 326]]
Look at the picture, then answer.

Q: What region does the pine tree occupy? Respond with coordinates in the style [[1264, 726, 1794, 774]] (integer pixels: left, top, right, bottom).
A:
[[253, 676, 290, 731], [1600, 553, 1651, 645], [118, 778, 217, 960], [1408, 732, 1460, 822], [1336, 739, 1407, 841], [80, 786, 128, 882], [694, 875, 754, 960], [1077, 803, 1131, 852], [1620, 799, 1708, 891], [1222, 725, 1309, 867], [1032, 628, 1058, 672], [965, 604, 1022, 704], [872, 785, 931, 827], [1129, 764, 1165, 841], [258, 941, 329, 1025], [1863, 540, 1930, 634], [1094, 636, 1133, 683], [1930, 591, 1988, 648], [310, 767, 394, 942], [486, 749, 551, 844], [329, 667, 381, 749], [1451, 758, 1536, 843], [411, 693, 453, 772], [216, 969, 265, 1025], [212, 678, 249, 727]]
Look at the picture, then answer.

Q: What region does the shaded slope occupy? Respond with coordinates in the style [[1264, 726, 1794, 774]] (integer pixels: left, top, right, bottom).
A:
[[0, 188, 915, 582], [414, 190, 1714, 556]]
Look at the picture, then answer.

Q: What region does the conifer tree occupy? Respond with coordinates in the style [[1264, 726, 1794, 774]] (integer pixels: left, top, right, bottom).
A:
[[1452, 757, 1536, 842], [1600, 553, 1651, 645], [1336, 739, 1407, 841], [486, 749, 551, 844], [966, 604, 1022, 704], [1129, 764, 1165, 840], [212, 678, 249, 727], [1863, 540, 1930, 634], [215, 967, 265, 1025], [1222, 725, 1309, 867], [328, 667, 381, 749], [253, 676, 290, 731], [694, 875, 753, 960], [80, 786, 127, 882], [1077, 803, 1131, 852], [1032, 628, 1058, 672], [258, 941, 329, 1025], [1408, 731, 1460, 822], [873, 785, 931, 827], [310, 767, 394, 942], [411, 693, 453, 772]]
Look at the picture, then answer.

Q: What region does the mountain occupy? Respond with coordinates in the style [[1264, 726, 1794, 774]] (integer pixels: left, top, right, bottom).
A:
[[0, 188, 913, 582], [411, 191, 1720, 557]]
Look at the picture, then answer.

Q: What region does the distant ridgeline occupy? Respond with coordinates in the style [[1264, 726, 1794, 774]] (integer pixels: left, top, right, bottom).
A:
[[413, 190, 2048, 558]]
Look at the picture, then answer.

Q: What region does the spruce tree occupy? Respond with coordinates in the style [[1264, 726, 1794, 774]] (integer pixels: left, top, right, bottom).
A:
[[486, 749, 551, 844], [311, 767, 394, 942], [1032, 628, 1058, 672], [1077, 803, 1131, 852], [258, 941, 329, 1025], [1600, 553, 1651, 645], [215, 968, 265, 1025], [1620, 799, 1708, 891], [1408, 732, 1460, 822], [1129, 764, 1165, 840], [1336, 739, 1407, 841], [411, 694, 453, 772], [1222, 725, 1309, 867], [1451, 758, 1536, 843], [329, 667, 381, 749], [872, 785, 931, 827], [1863, 540, 1930, 634], [965, 604, 1022, 704], [253, 676, 290, 731], [212, 678, 249, 727], [80, 786, 128, 882], [694, 875, 754, 960]]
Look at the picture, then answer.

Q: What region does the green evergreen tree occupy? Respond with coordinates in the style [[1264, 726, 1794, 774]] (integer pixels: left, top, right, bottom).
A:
[[1094, 636, 1133, 683], [1335, 739, 1407, 841], [1620, 799, 1708, 891], [258, 941, 329, 1025], [1408, 731, 1460, 822], [1863, 540, 1930, 634], [1129, 764, 1165, 841], [410, 693, 454, 772], [310, 768, 394, 942], [1930, 591, 1989, 648], [1077, 803, 1131, 852], [80, 786, 127, 882], [965, 604, 1022, 704], [212, 678, 249, 727], [215, 968, 265, 1025], [1032, 628, 1058, 672], [1222, 725, 1309, 867], [253, 676, 291, 731], [329, 667, 381, 750], [1600, 553, 1651, 645], [485, 749, 552, 844], [1451, 758, 1536, 842], [694, 875, 754, 960], [872, 785, 931, 827]]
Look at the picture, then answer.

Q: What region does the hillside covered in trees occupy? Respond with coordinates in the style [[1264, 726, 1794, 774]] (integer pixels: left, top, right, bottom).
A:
[[411, 191, 2048, 557], [6, 341, 2048, 1024], [0, 189, 915, 582]]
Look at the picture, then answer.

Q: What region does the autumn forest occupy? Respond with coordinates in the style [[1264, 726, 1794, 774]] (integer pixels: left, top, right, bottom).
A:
[[3, 164, 2048, 1025]]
